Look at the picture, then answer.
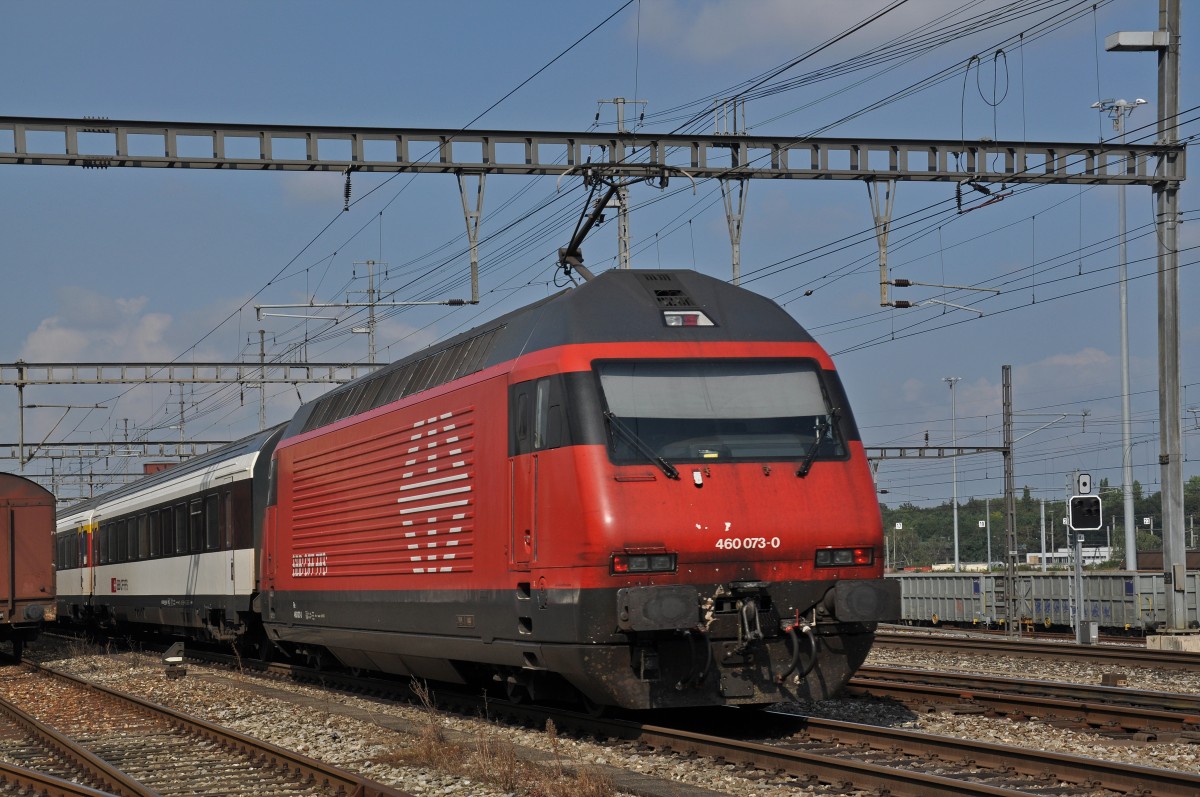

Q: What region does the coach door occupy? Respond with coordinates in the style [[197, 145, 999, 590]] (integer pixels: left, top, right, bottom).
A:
[[219, 478, 240, 598], [80, 513, 96, 598]]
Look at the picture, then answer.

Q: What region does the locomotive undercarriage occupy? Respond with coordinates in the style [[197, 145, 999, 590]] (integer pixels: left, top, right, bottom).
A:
[[257, 576, 898, 711], [549, 577, 898, 709]]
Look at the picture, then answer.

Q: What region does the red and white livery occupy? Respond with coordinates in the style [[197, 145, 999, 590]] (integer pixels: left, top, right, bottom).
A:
[[58, 269, 898, 709]]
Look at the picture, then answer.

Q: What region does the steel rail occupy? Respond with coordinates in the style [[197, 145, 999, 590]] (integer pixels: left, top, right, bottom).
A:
[[849, 667, 1200, 735], [0, 686, 154, 796], [858, 664, 1200, 714], [786, 714, 1200, 797], [125, 639, 1200, 796], [0, 760, 121, 797], [30, 663, 412, 797], [875, 629, 1200, 669]]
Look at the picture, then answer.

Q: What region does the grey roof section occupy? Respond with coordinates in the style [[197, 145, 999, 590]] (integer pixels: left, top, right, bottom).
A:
[[509, 269, 815, 354], [282, 270, 818, 440], [57, 424, 286, 520]]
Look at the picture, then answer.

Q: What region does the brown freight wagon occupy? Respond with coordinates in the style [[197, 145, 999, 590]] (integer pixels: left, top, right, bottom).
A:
[[0, 473, 55, 658]]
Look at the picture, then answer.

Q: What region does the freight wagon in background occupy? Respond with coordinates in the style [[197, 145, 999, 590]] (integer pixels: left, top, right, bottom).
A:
[[890, 572, 1200, 633], [0, 473, 56, 658]]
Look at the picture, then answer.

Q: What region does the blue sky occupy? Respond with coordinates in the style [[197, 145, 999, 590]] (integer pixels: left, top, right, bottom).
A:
[[1, 1, 1196, 516]]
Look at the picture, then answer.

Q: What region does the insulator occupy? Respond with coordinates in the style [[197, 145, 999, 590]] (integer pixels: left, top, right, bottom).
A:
[[892, 279, 912, 288], [343, 170, 352, 212], [892, 300, 913, 309]]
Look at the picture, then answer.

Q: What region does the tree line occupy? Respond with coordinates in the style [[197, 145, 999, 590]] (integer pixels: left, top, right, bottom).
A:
[[880, 476, 1200, 570]]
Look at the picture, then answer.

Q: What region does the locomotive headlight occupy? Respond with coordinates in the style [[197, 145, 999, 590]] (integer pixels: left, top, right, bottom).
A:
[[815, 547, 874, 567], [611, 552, 677, 575]]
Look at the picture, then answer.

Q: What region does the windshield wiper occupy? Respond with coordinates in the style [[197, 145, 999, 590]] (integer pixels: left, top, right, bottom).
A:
[[797, 407, 841, 478], [603, 411, 680, 480]]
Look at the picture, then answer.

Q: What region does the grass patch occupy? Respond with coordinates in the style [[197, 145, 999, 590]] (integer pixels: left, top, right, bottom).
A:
[[373, 680, 615, 797]]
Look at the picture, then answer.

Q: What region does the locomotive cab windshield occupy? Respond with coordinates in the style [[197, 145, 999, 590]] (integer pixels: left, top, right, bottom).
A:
[[596, 359, 845, 465]]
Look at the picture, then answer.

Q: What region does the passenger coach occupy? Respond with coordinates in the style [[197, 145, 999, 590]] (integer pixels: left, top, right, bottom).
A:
[[55, 426, 283, 642]]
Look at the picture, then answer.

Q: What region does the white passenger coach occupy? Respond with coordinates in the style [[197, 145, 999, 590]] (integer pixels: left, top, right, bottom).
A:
[[55, 425, 284, 643]]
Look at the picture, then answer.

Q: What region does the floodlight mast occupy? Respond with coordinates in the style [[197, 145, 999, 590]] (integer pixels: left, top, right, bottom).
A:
[[1092, 99, 1143, 573]]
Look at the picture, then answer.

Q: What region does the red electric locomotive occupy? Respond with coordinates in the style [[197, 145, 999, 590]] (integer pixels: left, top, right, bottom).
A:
[[259, 268, 897, 709]]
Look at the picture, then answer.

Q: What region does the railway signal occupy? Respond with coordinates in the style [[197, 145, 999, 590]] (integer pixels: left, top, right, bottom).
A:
[[1068, 495, 1103, 532]]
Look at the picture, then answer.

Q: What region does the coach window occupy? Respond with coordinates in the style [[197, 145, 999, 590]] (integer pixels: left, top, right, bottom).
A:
[[189, 499, 204, 553], [137, 514, 149, 560], [117, 519, 129, 563], [162, 508, 175, 557], [175, 504, 188, 554], [148, 511, 160, 558], [223, 491, 234, 549], [205, 494, 220, 550]]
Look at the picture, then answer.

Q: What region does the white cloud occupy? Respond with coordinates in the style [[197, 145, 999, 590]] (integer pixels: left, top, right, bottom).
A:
[[19, 286, 175, 362]]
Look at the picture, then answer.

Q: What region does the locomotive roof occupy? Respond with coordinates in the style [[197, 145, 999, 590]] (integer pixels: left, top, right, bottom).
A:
[[501, 267, 815, 352], [285, 269, 818, 439]]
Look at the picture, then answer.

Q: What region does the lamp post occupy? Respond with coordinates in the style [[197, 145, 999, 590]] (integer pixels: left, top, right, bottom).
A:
[[1092, 98, 1144, 572], [944, 377, 961, 571]]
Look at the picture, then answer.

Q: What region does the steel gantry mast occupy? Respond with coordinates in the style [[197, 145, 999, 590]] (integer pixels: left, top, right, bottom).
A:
[[1, 361, 380, 469], [0, 117, 1177, 185]]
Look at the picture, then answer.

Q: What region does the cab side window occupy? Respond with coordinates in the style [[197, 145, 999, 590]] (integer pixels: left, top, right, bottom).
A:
[[509, 376, 570, 456]]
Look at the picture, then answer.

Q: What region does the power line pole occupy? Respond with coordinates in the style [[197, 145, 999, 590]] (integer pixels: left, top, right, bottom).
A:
[[944, 376, 962, 572], [597, 98, 646, 271], [716, 98, 748, 285], [350, 260, 381, 365], [1003, 365, 1018, 638], [258, 329, 266, 431], [1104, 0, 1185, 635], [1154, 0, 1185, 632]]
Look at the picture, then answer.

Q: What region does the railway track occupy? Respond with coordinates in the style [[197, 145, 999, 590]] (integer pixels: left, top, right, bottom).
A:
[[0, 663, 410, 797], [875, 628, 1200, 669], [170, 644, 1200, 796], [850, 665, 1200, 739]]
